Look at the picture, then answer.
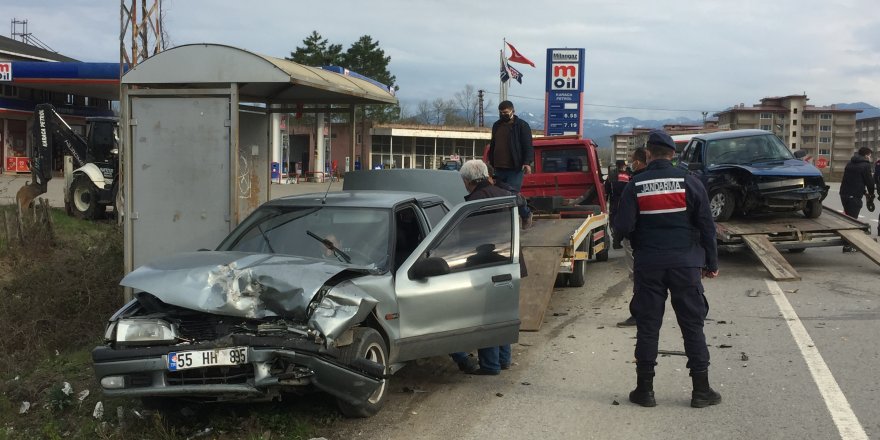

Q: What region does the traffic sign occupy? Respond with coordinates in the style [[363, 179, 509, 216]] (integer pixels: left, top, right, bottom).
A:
[[816, 156, 828, 169]]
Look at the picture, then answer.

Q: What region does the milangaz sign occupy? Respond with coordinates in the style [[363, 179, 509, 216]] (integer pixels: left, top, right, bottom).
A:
[[544, 49, 585, 137], [0, 62, 12, 81]]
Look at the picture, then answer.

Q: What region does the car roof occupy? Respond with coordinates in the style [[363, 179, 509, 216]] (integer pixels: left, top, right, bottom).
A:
[[264, 190, 446, 209], [693, 129, 772, 141]]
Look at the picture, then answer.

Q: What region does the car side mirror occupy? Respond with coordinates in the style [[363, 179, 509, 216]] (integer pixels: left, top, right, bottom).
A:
[[793, 150, 807, 159], [688, 162, 702, 171], [409, 256, 450, 279]]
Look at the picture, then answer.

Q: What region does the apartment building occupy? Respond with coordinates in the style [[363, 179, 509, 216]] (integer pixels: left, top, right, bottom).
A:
[[715, 95, 861, 179], [855, 116, 880, 156], [610, 123, 719, 166]]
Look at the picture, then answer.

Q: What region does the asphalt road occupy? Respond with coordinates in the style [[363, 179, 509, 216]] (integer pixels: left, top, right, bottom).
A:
[[3, 174, 879, 439]]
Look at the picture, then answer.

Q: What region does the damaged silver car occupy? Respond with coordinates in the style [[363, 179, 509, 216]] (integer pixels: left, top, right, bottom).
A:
[[93, 177, 522, 417]]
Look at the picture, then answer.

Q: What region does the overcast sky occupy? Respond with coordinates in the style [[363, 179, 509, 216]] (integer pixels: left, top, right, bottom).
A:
[[5, 0, 880, 121]]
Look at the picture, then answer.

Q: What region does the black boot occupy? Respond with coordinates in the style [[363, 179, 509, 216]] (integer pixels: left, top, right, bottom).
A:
[[690, 370, 722, 408], [629, 368, 657, 407]]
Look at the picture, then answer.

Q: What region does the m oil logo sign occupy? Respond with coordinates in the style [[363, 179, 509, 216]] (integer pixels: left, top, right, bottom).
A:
[[0, 63, 11, 82], [551, 64, 578, 90]]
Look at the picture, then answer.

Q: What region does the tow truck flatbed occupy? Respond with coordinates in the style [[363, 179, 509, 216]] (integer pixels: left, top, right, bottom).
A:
[[518, 213, 607, 331], [716, 207, 880, 280]]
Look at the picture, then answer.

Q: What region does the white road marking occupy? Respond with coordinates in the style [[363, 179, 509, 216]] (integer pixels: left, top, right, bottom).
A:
[[765, 280, 869, 440]]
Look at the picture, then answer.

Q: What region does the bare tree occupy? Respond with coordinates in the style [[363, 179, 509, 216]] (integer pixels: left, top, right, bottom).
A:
[[454, 85, 479, 126]]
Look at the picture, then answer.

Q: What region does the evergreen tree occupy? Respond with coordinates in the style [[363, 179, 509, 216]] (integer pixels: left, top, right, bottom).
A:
[[287, 32, 400, 123], [286, 31, 343, 66], [341, 35, 399, 123]]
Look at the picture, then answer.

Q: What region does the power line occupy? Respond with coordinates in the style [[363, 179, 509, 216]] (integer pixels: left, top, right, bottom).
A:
[[483, 91, 880, 114], [482, 90, 719, 113]]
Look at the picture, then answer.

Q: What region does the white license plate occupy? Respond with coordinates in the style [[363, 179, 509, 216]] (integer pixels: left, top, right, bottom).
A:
[[167, 347, 248, 371]]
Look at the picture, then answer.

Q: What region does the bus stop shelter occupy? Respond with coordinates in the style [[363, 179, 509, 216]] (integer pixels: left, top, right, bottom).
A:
[[120, 43, 397, 274]]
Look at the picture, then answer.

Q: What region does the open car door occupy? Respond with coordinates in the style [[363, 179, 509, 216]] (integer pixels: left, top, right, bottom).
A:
[[393, 196, 520, 362]]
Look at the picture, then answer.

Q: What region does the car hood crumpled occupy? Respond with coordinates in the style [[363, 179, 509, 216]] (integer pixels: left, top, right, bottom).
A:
[[120, 251, 373, 327]]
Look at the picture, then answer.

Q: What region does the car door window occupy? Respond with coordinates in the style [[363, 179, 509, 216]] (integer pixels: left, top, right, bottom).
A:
[[691, 140, 705, 164], [422, 203, 448, 228], [427, 208, 513, 273], [394, 206, 427, 271]]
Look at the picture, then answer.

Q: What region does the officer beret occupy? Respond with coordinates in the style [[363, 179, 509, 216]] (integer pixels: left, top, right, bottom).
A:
[[646, 130, 676, 151]]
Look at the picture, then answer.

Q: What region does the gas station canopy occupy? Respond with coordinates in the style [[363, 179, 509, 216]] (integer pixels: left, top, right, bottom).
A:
[[121, 43, 397, 105]]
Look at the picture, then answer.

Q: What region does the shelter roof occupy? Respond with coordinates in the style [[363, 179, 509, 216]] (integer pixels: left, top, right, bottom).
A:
[[122, 44, 397, 106]]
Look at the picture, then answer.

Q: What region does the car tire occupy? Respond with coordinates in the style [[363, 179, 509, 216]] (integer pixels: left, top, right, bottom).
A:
[[336, 327, 388, 418], [709, 189, 736, 222], [69, 174, 103, 220], [803, 199, 822, 219]]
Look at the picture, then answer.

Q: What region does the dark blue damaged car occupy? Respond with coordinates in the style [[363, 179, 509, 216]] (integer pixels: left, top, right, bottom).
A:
[[677, 129, 829, 222]]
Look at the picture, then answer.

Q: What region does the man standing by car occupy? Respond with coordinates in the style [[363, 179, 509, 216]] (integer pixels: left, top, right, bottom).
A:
[[613, 130, 721, 408], [487, 100, 533, 191], [840, 147, 875, 251], [455, 159, 517, 375]]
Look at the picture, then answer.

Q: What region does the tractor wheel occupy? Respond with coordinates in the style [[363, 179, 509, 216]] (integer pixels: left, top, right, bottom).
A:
[[69, 174, 103, 220]]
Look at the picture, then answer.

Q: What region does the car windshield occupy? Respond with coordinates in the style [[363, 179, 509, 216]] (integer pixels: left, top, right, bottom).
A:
[[705, 134, 795, 166], [217, 206, 391, 268]]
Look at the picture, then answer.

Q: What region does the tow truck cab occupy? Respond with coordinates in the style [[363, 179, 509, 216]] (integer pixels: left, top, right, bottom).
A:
[[520, 136, 607, 215]]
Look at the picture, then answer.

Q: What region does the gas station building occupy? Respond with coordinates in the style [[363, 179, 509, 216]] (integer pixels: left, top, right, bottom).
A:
[[0, 35, 118, 174]]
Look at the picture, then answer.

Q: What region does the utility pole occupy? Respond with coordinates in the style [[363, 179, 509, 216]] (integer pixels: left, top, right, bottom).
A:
[[478, 89, 485, 127]]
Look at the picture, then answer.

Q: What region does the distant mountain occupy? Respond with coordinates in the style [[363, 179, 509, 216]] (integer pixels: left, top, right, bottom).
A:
[[833, 102, 880, 119], [583, 117, 703, 148], [515, 110, 702, 148]]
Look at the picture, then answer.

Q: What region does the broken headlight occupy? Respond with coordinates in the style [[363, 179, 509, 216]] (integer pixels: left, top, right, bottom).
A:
[[115, 319, 178, 345]]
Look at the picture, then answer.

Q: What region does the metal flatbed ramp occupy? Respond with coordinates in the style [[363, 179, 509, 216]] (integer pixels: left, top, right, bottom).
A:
[[741, 235, 800, 281], [518, 247, 564, 331], [717, 207, 880, 281], [518, 217, 589, 331]]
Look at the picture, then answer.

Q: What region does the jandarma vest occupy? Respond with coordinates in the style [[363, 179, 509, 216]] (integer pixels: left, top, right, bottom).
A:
[[630, 165, 699, 252]]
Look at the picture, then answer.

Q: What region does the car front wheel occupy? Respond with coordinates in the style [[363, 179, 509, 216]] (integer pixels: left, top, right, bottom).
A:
[[803, 199, 822, 219], [336, 327, 388, 418], [709, 189, 736, 222]]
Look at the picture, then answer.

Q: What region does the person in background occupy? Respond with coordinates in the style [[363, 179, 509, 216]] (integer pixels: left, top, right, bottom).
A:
[[616, 146, 647, 328], [613, 130, 721, 409], [874, 156, 880, 235], [608, 159, 631, 249], [487, 100, 533, 191], [839, 147, 875, 252]]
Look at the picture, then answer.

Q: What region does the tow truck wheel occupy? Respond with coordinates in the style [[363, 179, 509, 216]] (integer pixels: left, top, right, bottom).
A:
[[69, 174, 102, 220], [569, 240, 588, 287], [337, 327, 388, 418], [709, 189, 736, 222], [803, 199, 822, 219]]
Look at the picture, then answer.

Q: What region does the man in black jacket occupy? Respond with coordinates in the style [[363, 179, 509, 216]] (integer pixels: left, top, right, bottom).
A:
[[613, 130, 720, 409], [840, 147, 875, 251], [487, 100, 533, 191]]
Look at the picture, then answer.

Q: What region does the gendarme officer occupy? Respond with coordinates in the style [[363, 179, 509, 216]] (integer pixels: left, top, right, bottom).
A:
[[612, 130, 721, 408]]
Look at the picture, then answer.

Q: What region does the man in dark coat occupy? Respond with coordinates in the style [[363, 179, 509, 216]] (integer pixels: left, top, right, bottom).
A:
[[839, 147, 875, 251], [487, 100, 533, 191], [613, 130, 721, 409]]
